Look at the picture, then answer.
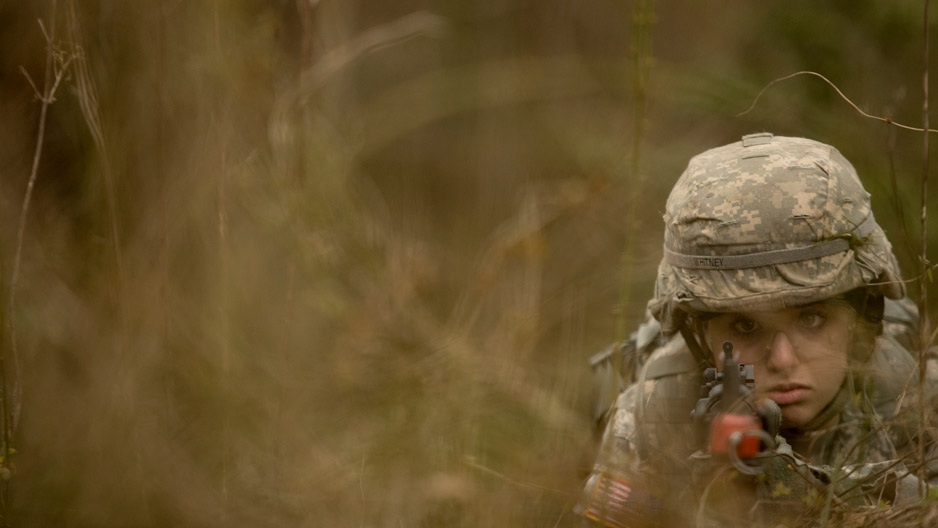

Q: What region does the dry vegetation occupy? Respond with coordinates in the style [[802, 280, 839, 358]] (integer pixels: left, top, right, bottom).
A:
[[1, 1, 938, 527]]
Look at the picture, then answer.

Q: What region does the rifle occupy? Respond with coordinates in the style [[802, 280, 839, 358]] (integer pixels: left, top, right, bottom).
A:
[[691, 341, 780, 473]]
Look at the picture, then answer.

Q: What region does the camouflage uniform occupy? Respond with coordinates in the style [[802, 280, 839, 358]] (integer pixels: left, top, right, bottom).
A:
[[578, 134, 938, 527]]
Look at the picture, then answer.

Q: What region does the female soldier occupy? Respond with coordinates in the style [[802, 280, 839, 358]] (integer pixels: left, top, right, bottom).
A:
[[577, 133, 937, 527]]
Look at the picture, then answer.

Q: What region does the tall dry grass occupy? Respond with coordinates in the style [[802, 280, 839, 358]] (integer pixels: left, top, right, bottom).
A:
[[2, 1, 937, 527]]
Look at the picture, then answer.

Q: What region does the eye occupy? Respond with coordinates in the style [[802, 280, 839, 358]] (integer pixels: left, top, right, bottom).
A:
[[798, 310, 827, 330], [730, 317, 759, 335]]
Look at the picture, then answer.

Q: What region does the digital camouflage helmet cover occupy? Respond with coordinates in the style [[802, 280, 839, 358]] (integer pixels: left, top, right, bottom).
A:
[[648, 133, 905, 335]]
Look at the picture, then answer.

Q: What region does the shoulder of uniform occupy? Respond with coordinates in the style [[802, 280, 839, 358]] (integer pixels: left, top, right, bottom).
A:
[[641, 334, 700, 380], [864, 335, 914, 408], [883, 297, 920, 352], [866, 334, 938, 418]]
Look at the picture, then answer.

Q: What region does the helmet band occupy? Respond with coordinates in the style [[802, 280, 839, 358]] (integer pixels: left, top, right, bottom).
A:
[[662, 216, 876, 271]]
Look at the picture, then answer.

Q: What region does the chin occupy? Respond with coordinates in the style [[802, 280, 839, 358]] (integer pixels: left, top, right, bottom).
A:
[[780, 408, 812, 430]]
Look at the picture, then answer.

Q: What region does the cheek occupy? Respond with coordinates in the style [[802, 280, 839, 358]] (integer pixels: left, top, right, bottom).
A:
[[810, 357, 848, 409], [823, 327, 852, 366], [815, 348, 849, 372], [803, 334, 850, 380]]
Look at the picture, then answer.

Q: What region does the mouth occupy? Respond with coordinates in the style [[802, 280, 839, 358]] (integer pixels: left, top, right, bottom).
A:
[[765, 383, 810, 406]]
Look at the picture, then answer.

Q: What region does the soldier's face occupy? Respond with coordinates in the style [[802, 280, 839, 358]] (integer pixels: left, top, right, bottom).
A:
[[705, 301, 856, 429]]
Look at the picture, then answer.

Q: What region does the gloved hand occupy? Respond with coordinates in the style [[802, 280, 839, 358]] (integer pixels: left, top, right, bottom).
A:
[[690, 437, 843, 526]]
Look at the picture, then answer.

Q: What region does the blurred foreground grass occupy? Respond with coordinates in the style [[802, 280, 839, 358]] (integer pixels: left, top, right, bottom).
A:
[[2, 1, 938, 527]]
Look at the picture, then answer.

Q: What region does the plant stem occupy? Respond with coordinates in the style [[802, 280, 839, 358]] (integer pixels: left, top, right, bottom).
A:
[[5, 0, 63, 522], [613, 0, 655, 384], [919, 0, 931, 502]]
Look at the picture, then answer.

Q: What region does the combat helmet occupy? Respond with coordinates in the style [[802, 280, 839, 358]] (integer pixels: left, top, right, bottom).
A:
[[648, 133, 905, 364]]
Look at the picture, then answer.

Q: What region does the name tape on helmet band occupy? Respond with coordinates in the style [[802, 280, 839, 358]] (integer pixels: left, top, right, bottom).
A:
[[663, 216, 877, 271]]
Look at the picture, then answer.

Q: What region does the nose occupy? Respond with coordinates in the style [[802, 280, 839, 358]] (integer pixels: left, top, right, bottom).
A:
[[765, 331, 798, 372]]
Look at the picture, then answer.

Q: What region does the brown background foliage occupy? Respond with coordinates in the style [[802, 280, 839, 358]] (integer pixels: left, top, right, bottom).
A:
[[1, 1, 936, 526]]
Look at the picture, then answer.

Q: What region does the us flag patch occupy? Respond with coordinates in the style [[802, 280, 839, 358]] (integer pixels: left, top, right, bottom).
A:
[[578, 471, 662, 527]]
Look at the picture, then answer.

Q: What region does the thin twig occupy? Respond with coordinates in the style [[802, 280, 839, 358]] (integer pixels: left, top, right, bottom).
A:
[[37, 19, 50, 43], [918, 0, 932, 504], [44, 54, 74, 103], [359, 455, 366, 528], [613, 0, 656, 389], [18, 66, 41, 99], [887, 123, 919, 263], [738, 70, 938, 134], [7, 1, 67, 513], [462, 455, 570, 496]]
